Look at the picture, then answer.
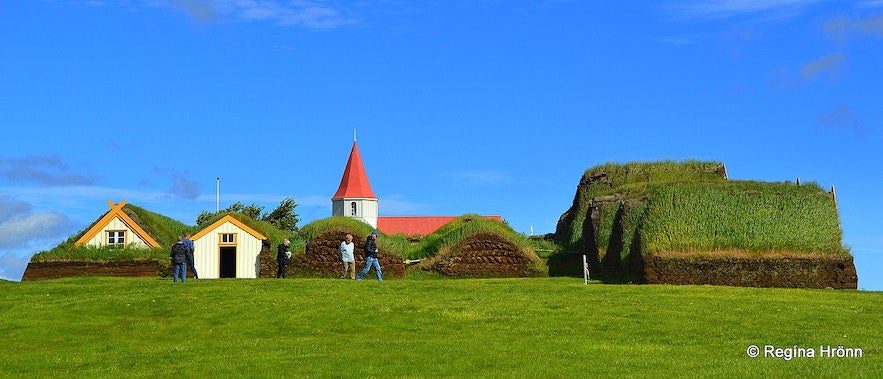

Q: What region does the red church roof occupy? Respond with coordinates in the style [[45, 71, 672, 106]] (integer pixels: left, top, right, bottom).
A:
[[377, 215, 504, 236], [332, 141, 377, 199]]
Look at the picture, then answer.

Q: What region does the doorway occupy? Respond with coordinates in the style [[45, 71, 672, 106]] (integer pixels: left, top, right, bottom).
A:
[[219, 246, 236, 278]]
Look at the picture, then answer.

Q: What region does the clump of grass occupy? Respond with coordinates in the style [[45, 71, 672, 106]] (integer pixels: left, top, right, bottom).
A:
[[641, 181, 846, 255], [30, 244, 169, 262]]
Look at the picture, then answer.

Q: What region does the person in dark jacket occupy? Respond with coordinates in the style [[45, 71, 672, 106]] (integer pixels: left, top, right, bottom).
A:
[[356, 231, 382, 281], [277, 239, 291, 278], [170, 236, 188, 283], [183, 233, 197, 279]]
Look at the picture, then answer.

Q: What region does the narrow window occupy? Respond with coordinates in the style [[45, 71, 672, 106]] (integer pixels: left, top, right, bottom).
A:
[[350, 202, 357, 216]]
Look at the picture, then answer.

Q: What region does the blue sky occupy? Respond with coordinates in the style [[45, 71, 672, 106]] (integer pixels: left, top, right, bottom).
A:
[[1, 0, 880, 289]]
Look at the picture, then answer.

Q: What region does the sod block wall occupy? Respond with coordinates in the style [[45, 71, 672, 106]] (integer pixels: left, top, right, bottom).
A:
[[22, 260, 162, 281], [640, 254, 858, 289], [422, 232, 545, 278]]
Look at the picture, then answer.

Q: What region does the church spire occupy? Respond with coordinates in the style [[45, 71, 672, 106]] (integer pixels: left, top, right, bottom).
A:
[[332, 141, 377, 200]]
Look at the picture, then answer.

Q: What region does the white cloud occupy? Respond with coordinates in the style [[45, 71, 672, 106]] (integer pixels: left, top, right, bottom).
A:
[[0, 213, 73, 249], [0, 197, 76, 250], [378, 194, 428, 215], [771, 53, 845, 87], [860, 0, 883, 8], [0, 197, 77, 281], [667, 0, 828, 21], [0, 252, 31, 281], [818, 105, 867, 135], [152, 166, 202, 200], [825, 14, 883, 40], [447, 170, 511, 186], [800, 53, 844, 82], [0, 155, 97, 186], [162, 0, 358, 29]]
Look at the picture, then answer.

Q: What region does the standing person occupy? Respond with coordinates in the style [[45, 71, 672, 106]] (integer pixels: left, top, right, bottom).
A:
[[339, 233, 356, 279], [277, 239, 291, 278], [170, 236, 188, 283], [183, 232, 198, 279], [356, 231, 382, 281]]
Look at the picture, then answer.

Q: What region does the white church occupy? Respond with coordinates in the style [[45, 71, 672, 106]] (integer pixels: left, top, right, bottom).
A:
[[331, 139, 502, 236]]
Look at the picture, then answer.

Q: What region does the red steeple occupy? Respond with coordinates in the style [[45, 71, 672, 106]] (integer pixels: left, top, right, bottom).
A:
[[332, 141, 377, 199]]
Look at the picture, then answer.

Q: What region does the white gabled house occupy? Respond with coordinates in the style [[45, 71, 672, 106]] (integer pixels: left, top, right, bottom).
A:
[[190, 214, 267, 279], [74, 200, 161, 248]]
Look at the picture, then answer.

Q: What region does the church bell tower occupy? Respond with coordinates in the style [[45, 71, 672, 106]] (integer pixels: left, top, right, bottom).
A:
[[331, 139, 378, 228]]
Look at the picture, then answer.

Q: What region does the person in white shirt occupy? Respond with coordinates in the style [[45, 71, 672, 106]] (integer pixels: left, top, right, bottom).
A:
[[339, 233, 356, 279]]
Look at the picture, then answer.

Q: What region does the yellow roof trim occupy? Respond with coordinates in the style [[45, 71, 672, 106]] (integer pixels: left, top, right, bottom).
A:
[[74, 200, 161, 248], [191, 214, 267, 241]]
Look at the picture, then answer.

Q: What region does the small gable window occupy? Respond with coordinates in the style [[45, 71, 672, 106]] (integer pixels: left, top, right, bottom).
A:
[[351, 202, 357, 216], [107, 230, 126, 246], [220, 233, 236, 245]]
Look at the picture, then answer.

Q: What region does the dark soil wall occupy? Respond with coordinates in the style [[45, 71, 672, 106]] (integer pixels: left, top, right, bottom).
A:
[[422, 232, 545, 278], [288, 230, 405, 279], [641, 254, 858, 289], [22, 260, 162, 281]]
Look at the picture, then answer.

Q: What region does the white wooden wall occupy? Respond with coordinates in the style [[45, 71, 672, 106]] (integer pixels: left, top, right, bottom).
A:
[[192, 221, 263, 279]]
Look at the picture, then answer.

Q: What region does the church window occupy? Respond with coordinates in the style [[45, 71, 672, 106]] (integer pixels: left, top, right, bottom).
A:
[[351, 202, 357, 216]]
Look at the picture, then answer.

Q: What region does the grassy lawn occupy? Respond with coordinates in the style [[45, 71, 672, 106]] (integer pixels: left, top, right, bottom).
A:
[[1, 277, 880, 378]]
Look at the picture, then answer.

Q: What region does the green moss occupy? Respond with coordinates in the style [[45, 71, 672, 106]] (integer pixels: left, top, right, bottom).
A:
[[641, 181, 846, 255]]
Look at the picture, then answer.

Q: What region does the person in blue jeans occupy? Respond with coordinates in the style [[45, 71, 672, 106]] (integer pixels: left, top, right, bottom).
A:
[[356, 231, 382, 281], [183, 232, 198, 279], [170, 236, 188, 283]]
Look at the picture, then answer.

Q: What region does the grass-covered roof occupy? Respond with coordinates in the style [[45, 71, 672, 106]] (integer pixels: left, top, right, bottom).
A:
[[32, 202, 191, 262], [555, 160, 848, 261]]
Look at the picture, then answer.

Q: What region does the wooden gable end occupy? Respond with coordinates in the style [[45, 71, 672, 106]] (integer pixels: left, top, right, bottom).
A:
[[74, 200, 161, 248], [191, 215, 267, 242]]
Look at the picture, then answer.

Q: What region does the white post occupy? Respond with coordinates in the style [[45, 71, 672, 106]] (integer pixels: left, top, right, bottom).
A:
[[831, 184, 837, 207], [583, 254, 589, 285], [216, 177, 220, 213]]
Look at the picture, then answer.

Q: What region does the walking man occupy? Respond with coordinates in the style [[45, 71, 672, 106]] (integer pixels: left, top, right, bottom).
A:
[[339, 233, 356, 279], [356, 231, 382, 281]]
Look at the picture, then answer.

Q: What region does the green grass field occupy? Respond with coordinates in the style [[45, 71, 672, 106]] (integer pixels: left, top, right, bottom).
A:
[[1, 277, 880, 378]]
